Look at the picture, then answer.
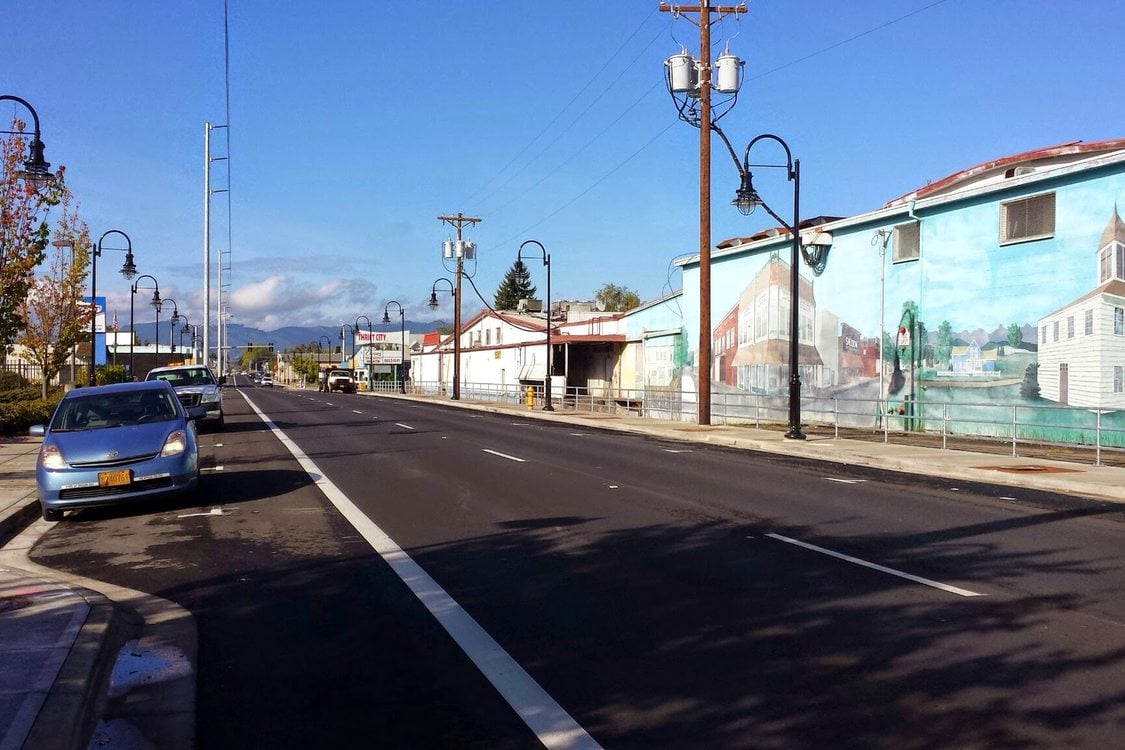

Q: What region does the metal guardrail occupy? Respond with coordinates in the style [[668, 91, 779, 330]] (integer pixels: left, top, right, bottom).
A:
[[406, 380, 1125, 467]]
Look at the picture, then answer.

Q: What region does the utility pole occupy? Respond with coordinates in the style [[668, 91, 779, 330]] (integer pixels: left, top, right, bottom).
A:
[[660, 1, 746, 425], [438, 212, 481, 400]]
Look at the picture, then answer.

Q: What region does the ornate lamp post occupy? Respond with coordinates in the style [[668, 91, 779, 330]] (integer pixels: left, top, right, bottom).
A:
[[517, 240, 553, 411], [382, 301, 406, 394], [0, 95, 55, 187], [720, 131, 825, 440], [88, 230, 138, 384], [428, 278, 456, 396], [161, 299, 181, 361], [130, 274, 160, 379]]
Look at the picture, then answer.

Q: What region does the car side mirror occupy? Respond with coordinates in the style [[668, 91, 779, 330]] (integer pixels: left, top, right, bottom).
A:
[[29, 424, 45, 437]]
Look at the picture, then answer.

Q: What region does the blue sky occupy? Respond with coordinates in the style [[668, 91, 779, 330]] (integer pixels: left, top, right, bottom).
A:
[[6, 0, 1125, 333]]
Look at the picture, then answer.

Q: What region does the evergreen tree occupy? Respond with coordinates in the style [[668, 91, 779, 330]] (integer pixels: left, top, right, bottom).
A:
[[494, 260, 536, 310]]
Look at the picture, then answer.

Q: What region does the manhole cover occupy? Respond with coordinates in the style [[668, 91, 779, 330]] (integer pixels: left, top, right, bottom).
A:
[[973, 465, 1080, 474]]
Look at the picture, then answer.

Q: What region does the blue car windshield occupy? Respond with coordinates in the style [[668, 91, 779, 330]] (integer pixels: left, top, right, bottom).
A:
[[52, 390, 180, 430]]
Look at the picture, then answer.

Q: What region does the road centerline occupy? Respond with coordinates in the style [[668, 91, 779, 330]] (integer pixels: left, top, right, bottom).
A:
[[483, 448, 527, 463], [765, 533, 984, 598]]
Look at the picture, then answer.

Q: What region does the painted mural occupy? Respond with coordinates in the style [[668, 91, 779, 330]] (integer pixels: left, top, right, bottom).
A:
[[694, 163, 1125, 446]]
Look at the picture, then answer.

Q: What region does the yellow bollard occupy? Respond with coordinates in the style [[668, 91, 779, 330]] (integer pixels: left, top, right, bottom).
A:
[[525, 385, 535, 409]]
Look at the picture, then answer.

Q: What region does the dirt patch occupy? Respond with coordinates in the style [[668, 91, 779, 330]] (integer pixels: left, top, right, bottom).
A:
[[973, 465, 1082, 474]]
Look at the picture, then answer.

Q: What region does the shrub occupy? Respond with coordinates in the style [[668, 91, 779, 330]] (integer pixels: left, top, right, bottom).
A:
[[0, 396, 60, 435], [0, 370, 26, 390]]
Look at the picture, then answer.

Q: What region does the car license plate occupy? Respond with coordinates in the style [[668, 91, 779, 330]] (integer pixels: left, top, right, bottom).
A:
[[98, 469, 132, 487]]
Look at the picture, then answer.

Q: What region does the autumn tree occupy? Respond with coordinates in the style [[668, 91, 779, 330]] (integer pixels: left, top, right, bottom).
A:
[[2, 118, 69, 362], [17, 199, 92, 398], [494, 259, 536, 310], [595, 282, 641, 312]]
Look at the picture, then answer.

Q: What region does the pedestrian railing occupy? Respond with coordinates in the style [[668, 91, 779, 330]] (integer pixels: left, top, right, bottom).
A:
[[403, 380, 1125, 466]]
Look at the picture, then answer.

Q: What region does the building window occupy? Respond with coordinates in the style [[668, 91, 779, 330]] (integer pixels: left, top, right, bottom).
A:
[[1053, 321, 1059, 342], [1086, 309, 1094, 335], [1067, 316, 1074, 339], [1100, 243, 1125, 284], [1041, 325, 1047, 344], [485, 329, 491, 346], [1116, 307, 1124, 335], [892, 222, 920, 263], [1116, 366, 1124, 394], [1000, 192, 1055, 244]]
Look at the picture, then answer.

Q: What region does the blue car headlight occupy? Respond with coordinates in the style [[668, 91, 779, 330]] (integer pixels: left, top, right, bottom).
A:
[[162, 430, 189, 457]]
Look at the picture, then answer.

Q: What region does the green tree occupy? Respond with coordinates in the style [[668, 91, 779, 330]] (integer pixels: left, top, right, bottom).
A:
[[1, 118, 68, 362], [595, 282, 641, 312], [494, 259, 536, 310], [1006, 322, 1023, 349]]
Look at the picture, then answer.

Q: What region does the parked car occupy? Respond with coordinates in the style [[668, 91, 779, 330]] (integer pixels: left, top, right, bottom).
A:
[[29, 380, 206, 522], [145, 364, 225, 431], [261, 375, 273, 387]]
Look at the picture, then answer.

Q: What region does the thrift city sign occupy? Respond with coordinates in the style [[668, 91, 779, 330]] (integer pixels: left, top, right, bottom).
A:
[[354, 330, 404, 365]]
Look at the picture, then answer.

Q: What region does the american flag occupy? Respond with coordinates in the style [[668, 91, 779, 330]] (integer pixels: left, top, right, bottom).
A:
[[111, 312, 119, 332]]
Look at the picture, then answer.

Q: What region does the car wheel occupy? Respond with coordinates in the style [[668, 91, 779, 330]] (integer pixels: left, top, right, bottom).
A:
[[42, 506, 63, 522], [215, 413, 225, 431]]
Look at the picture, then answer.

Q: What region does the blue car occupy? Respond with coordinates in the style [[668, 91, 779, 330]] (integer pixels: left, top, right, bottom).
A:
[[29, 380, 206, 522]]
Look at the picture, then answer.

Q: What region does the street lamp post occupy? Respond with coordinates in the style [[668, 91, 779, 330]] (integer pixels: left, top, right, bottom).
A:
[[382, 301, 406, 394], [428, 278, 455, 396], [162, 300, 180, 361], [130, 275, 160, 379], [89, 230, 138, 385], [0, 95, 55, 187], [517, 240, 554, 411], [355, 315, 373, 390], [339, 322, 355, 368], [317, 335, 332, 389], [726, 132, 805, 439]]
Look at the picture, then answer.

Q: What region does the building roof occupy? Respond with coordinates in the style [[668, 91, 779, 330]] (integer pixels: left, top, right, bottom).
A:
[[1100, 205, 1125, 249], [885, 138, 1125, 207]]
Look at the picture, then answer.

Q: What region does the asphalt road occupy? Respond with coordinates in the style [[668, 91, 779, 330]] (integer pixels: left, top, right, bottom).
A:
[[29, 382, 1125, 748]]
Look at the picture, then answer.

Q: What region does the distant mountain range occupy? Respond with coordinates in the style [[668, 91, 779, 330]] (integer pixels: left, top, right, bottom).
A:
[[126, 320, 444, 351]]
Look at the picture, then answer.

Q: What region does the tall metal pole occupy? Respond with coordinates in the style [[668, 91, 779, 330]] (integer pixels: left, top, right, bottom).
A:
[[203, 123, 211, 371], [438, 212, 481, 401], [88, 242, 98, 386], [784, 160, 805, 439]]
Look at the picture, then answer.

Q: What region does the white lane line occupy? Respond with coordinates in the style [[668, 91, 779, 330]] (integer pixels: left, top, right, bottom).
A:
[[825, 477, 866, 484], [325, 402, 335, 406], [663, 449, 692, 454], [238, 391, 599, 749], [395, 422, 415, 430], [569, 433, 591, 436], [765, 533, 984, 598], [177, 506, 231, 518], [352, 410, 364, 414], [483, 448, 526, 463], [201, 466, 225, 472]]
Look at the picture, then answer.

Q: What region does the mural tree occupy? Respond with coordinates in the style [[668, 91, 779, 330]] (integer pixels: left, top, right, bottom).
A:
[[935, 320, 954, 368], [1006, 322, 1023, 348]]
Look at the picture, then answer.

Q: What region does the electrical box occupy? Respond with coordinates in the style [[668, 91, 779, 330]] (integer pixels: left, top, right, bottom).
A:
[[714, 53, 743, 94], [442, 240, 455, 259], [665, 52, 697, 94]]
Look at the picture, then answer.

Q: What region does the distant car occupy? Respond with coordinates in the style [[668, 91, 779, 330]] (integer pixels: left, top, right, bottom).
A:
[[326, 369, 356, 393], [145, 364, 225, 431], [261, 375, 273, 387], [29, 380, 206, 522]]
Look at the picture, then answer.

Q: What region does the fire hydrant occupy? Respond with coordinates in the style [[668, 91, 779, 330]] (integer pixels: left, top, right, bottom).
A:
[[525, 385, 535, 409]]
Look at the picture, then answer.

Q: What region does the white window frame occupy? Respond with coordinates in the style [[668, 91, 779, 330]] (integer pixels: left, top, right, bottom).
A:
[[892, 221, 920, 263]]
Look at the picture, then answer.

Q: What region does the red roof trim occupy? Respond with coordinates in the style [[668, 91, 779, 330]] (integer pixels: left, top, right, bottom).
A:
[[885, 138, 1125, 207]]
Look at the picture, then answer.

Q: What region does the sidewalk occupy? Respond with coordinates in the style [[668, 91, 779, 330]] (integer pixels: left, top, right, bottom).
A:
[[1, 392, 1122, 748], [0, 438, 195, 750]]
